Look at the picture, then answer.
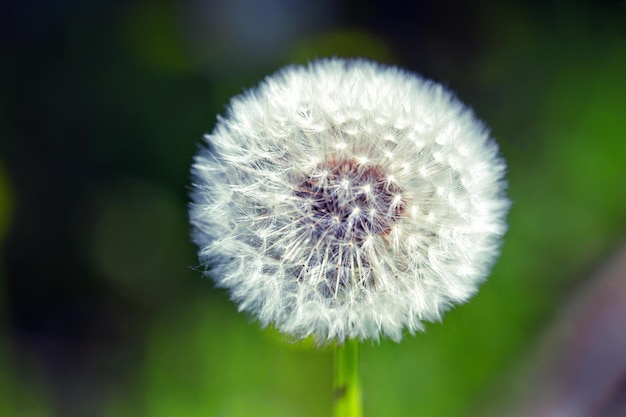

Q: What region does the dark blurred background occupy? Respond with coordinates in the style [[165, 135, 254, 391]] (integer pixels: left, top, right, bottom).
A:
[[1, 1, 625, 416]]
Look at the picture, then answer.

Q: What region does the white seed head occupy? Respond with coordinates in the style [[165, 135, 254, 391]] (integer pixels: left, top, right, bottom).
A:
[[189, 58, 510, 344]]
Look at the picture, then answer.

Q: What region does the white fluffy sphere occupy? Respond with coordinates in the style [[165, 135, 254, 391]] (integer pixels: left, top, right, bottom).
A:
[[190, 58, 510, 343]]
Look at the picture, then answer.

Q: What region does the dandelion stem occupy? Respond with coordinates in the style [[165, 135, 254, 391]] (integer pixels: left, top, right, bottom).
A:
[[333, 338, 362, 417]]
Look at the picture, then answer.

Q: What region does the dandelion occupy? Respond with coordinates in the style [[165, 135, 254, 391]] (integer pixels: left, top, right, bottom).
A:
[[189, 58, 510, 345]]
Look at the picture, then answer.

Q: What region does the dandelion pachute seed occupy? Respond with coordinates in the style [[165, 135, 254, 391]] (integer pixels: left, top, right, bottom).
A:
[[189, 58, 510, 343]]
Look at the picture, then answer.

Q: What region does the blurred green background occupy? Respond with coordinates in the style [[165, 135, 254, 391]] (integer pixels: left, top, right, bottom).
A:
[[1, 1, 625, 416]]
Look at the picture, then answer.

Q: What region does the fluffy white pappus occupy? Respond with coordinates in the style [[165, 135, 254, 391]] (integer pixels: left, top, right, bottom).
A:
[[190, 58, 510, 344]]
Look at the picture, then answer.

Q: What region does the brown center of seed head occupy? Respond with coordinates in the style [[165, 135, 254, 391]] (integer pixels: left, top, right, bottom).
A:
[[294, 158, 406, 245]]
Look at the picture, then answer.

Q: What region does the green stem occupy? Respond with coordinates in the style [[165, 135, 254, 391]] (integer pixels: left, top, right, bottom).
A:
[[333, 338, 362, 417]]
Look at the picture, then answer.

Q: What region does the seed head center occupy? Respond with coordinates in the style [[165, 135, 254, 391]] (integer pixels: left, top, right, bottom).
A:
[[295, 158, 405, 244]]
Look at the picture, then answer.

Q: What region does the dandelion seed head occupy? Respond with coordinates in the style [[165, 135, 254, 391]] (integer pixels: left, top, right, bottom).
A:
[[190, 58, 510, 343]]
